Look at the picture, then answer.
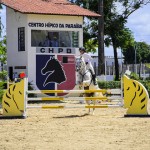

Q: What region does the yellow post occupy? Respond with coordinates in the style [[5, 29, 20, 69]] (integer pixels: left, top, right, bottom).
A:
[[2, 79, 26, 117], [124, 75, 149, 116]]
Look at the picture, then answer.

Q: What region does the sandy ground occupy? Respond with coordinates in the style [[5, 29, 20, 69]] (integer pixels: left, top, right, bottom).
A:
[[0, 101, 150, 150]]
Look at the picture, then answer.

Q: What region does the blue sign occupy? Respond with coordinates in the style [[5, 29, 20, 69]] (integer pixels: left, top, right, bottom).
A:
[[36, 55, 67, 95]]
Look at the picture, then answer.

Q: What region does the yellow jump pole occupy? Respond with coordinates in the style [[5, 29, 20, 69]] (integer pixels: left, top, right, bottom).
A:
[[27, 89, 107, 94], [27, 105, 121, 109]]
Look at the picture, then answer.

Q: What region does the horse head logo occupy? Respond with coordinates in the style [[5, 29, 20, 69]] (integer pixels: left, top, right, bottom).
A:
[[41, 57, 67, 87]]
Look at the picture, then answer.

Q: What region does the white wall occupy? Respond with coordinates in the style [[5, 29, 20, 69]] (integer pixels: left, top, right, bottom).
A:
[[6, 8, 83, 83], [6, 8, 28, 76], [27, 14, 83, 86]]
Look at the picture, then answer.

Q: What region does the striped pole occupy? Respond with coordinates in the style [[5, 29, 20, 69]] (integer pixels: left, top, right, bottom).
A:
[[27, 89, 121, 94], [27, 104, 122, 109], [27, 89, 107, 94], [27, 96, 122, 101]]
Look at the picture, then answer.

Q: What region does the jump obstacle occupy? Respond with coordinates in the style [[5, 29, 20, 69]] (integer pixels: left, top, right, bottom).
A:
[[27, 89, 122, 101], [1, 75, 150, 118]]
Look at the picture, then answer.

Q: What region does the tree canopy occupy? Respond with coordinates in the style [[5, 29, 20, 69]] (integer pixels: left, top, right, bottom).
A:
[[0, 36, 7, 67], [123, 42, 150, 64], [69, 0, 150, 80]]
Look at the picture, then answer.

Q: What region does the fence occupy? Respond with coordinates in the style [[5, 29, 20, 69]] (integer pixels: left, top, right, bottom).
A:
[[94, 63, 150, 79]]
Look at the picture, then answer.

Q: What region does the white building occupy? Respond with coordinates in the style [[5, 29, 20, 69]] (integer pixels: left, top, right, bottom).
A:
[[1, 0, 99, 92]]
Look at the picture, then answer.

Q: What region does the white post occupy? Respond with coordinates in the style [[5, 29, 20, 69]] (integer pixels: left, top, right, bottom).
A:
[[144, 63, 146, 80], [120, 76, 123, 106], [24, 78, 28, 118], [134, 42, 137, 74]]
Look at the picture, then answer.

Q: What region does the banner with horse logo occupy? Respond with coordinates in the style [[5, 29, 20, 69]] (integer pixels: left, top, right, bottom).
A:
[[36, 54, 75, 96]]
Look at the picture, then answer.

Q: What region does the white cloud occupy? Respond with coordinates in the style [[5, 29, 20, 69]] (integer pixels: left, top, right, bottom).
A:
[[126, 4, 150, 44]]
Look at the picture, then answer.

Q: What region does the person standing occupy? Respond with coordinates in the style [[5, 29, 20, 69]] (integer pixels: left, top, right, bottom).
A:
[[43, 36, 51, 47], [79, 47, 97, 85], [51, 37, 58, 47]]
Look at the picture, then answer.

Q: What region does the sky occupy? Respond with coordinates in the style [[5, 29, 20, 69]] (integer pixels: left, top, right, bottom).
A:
[[126, 3, 150, 44], [0, 3, 150, 56], [0, 5, 6, 37]]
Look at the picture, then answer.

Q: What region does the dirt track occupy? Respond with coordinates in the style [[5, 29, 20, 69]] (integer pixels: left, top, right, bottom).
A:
[[0, 101, 150, 150]]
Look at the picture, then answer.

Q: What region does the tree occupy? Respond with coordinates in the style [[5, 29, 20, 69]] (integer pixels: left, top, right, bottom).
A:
[[102, 0, 150, 80], [0, 36, 6, 67], [136, 42, 150, 77], [123, 41, 150, 64], [0, 36, 7, 81], [70, 0, 150, 80], [123, 41, 150, 77], [135, 42, 150, 63], [122, 45, 135, 64]]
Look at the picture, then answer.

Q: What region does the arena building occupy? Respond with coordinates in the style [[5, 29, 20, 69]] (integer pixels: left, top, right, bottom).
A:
[[1, 0, 99, 92]]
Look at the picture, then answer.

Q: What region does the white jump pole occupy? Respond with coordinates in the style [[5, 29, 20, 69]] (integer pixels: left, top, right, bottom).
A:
[[27, 104, 122, 109], [27, 96, 122, 101]]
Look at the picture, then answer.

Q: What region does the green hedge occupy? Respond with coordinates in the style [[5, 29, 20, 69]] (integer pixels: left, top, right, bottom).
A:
[[0, 82, 5, 104], [98, 80, 150, 95], [0, 82, 7, 89], [98, 81, 121, 89]]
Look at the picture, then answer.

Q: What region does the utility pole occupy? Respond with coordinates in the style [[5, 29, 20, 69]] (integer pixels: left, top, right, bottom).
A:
[[134, 42, 137, 74], [70, 0, 104, 75], [98, 0, 105, 75]]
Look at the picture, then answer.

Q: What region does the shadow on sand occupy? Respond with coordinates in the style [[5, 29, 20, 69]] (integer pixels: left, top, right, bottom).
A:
[[53, 113, 90, 119]]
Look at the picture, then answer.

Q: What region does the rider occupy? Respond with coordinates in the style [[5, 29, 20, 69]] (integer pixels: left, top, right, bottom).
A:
[[79, 47, 97, 85]]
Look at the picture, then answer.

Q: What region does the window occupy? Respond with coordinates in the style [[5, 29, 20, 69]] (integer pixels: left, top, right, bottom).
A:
[[31, 30, 79, 48], [18, 27, 25, 51]]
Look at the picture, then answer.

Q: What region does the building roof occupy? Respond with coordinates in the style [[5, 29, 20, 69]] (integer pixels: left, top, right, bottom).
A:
[[0, 0, 100, 17]]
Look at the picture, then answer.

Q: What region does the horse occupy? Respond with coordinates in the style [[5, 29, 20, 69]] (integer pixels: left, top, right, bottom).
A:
[[76, 56, 104, 115]]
